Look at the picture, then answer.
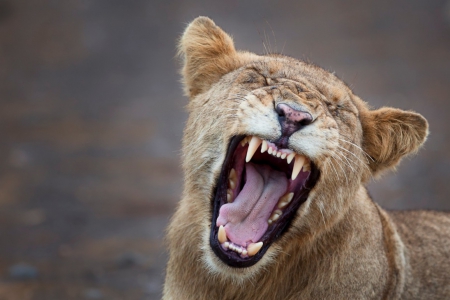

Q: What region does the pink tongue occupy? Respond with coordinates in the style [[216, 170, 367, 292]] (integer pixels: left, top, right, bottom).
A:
[[216, 163, 288, 247]]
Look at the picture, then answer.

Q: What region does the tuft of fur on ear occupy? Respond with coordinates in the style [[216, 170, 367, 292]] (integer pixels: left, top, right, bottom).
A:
[[178, 17, 239, 98], [361, 107, 429, 175]]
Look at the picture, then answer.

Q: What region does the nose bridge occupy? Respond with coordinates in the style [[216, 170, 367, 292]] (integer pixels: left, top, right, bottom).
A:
[[271, 84, 310, 112]]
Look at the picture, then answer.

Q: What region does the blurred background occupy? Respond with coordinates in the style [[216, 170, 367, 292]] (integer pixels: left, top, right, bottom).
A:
[[0, 0, 449, 299]]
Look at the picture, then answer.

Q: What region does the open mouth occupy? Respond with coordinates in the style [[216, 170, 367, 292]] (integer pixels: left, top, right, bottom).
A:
[[210, 135, 320, 268]]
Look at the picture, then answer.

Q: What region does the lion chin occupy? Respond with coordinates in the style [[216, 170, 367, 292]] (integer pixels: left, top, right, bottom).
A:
[[164, 16, 450, 300]]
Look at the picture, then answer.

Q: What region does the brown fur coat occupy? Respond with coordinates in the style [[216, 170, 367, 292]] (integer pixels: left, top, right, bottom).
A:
[[164, 17, 450, 299]]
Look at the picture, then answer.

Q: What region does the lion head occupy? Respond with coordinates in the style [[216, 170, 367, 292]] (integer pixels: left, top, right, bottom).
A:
[[173, 17, 428, 278]]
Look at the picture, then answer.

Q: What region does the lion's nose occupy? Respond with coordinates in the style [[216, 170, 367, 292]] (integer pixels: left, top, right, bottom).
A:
[[276, 103, 313, 137]]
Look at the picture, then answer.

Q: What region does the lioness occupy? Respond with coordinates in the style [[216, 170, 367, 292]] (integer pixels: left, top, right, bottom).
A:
[[164, 17, 450, 299]]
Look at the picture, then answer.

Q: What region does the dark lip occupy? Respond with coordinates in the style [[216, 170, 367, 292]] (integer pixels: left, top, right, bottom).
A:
[[209, 135, 320, 268]]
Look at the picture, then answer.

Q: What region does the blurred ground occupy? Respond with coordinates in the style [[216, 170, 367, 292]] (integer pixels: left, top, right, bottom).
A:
[[0, 0, 449, 299]]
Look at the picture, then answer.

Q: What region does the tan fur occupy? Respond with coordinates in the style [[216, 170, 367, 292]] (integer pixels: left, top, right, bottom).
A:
[[164, 17, 450, 299]]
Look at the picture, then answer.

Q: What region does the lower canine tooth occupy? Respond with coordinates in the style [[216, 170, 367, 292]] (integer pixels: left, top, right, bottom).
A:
[[218, 225, 227, 244], [292, 155, 306, 180], [247, 242, 263, 257]]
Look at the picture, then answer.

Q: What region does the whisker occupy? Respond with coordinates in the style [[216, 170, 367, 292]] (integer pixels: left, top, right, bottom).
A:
[[266, 20, 277, 53], [336, 145, 372, 174], [333, 151, 356, 173], [317, 201, 327, 227], [328, 159, 342, 181], [329, 155, 348, 184], [338, 136, 374, 162]]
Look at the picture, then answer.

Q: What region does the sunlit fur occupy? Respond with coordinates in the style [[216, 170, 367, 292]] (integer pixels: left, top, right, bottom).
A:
[[164, 17, 450, 299]]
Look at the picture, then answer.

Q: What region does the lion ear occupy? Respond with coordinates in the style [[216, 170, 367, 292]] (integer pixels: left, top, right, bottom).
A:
[[178, 17, 239, 98], [361, 107, 429, 175]]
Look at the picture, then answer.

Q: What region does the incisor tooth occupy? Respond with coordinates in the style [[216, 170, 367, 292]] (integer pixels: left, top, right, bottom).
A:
[[286, 153, 295, 164], [242, 250, 248, 256], [246, 136, 262, 162], [268, 147, 273, 155], [281, 153, 287, 159], [218, 225, 227, 244], [292, 155, 306, 180], [261, 140, 268, 153], [247, 242, 263, 256], [276, 152, 281, 157]]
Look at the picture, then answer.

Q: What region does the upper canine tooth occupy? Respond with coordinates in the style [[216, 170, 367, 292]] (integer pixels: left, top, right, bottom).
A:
[[292, 155, 306, 180], [247, 242, 263, 256], [218, 225, 227, 244], [246, 136, 262, 162], [286, 153, 295, 164], [261, 140, 268, 153]]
